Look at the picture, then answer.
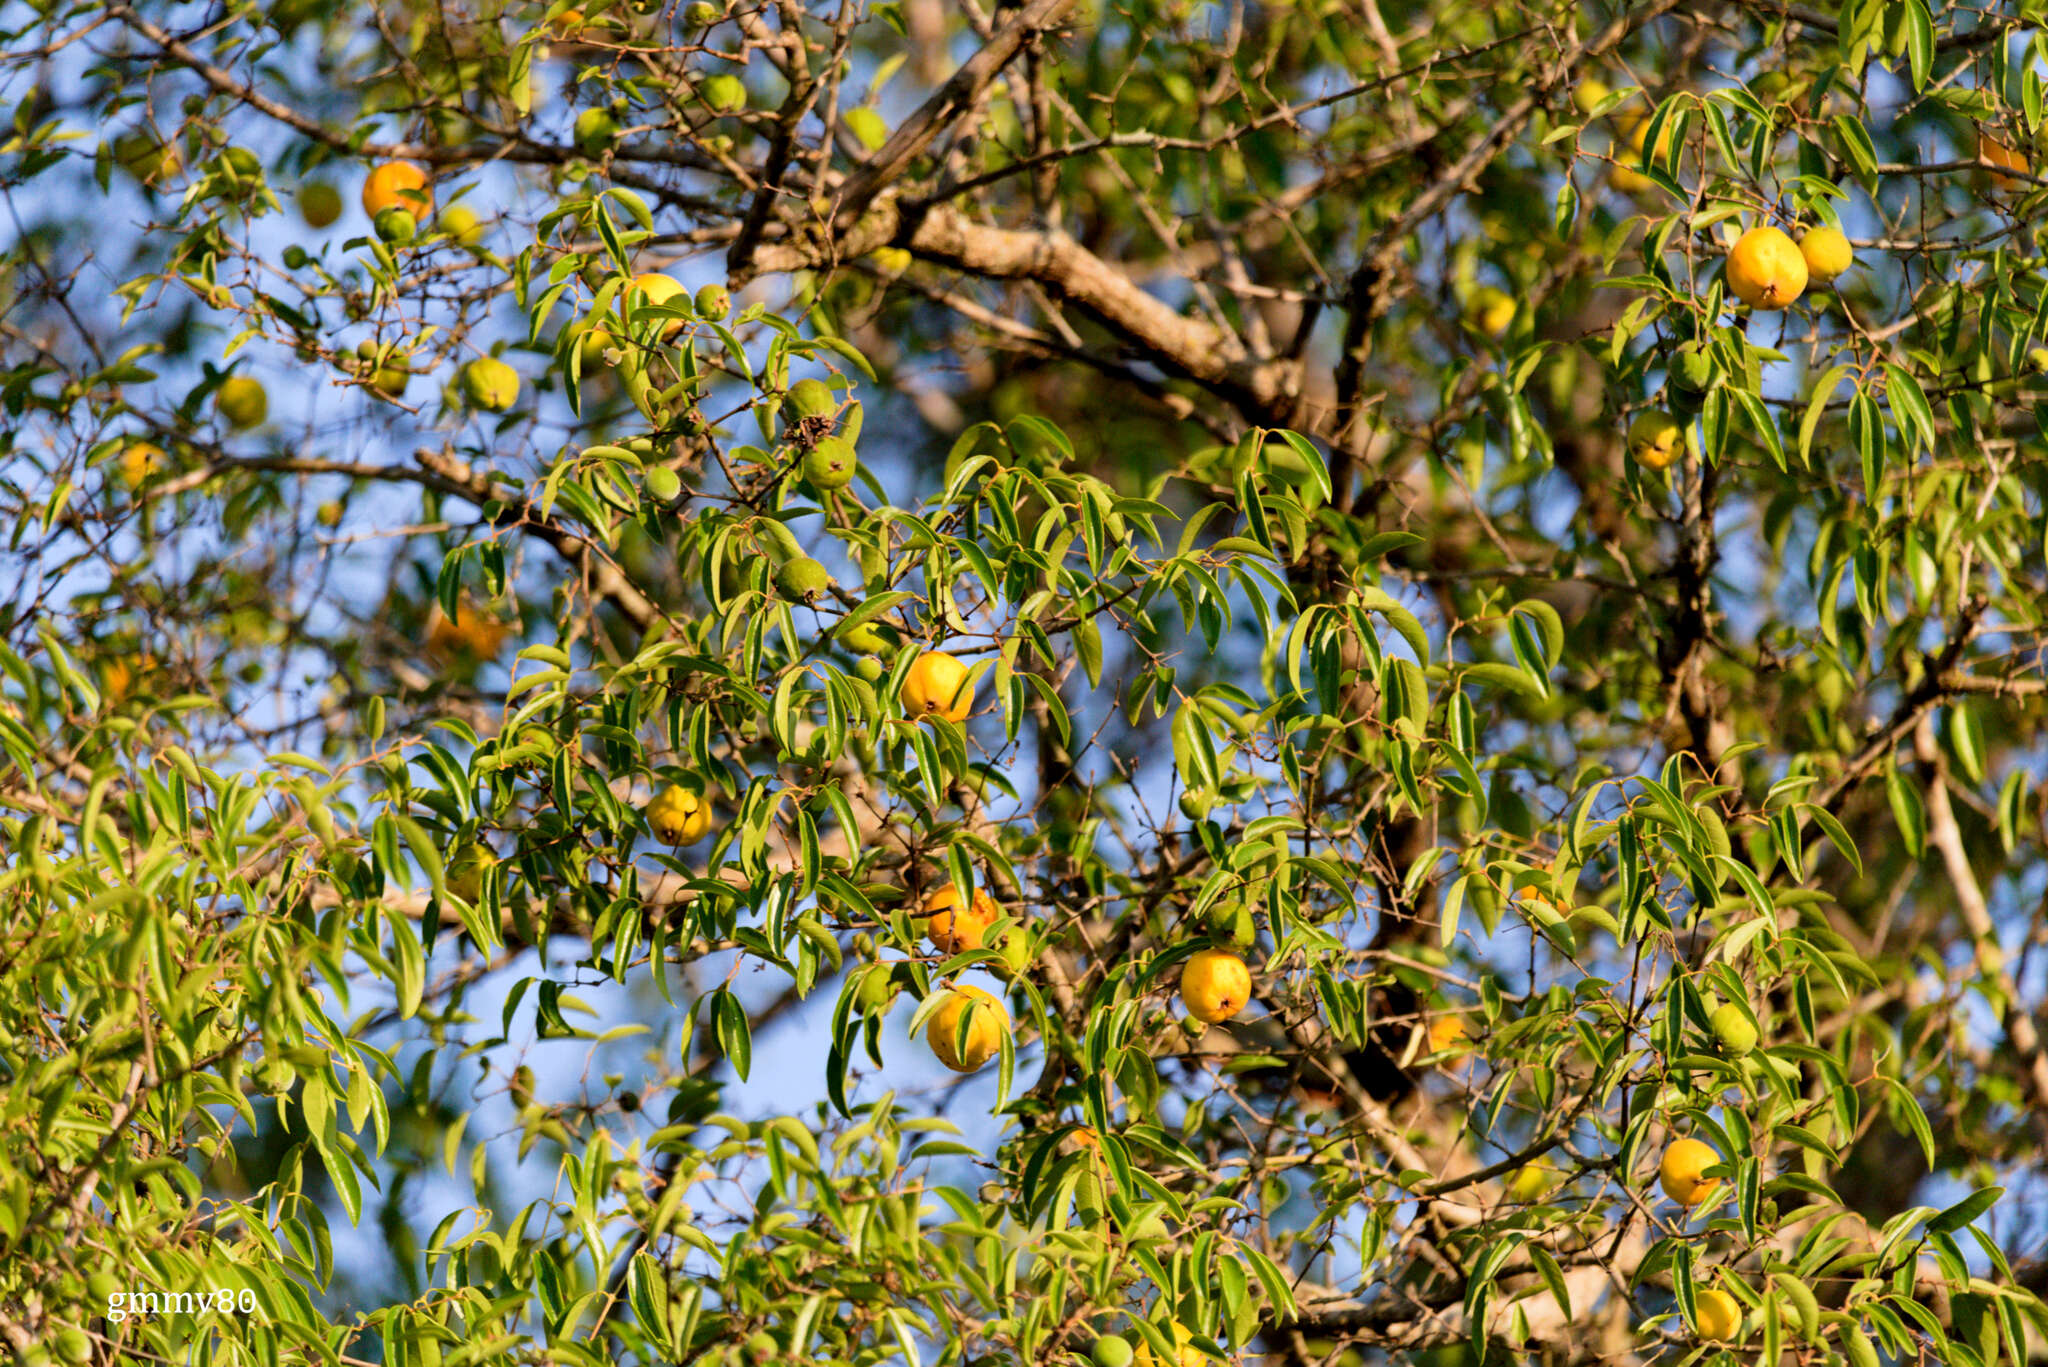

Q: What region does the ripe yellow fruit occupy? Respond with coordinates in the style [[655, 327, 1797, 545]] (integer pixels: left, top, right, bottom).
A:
[[460, 356, 521, 412], [1179, 947, 1251, 1024], [1572, 77, 1611, 115], [631, 273, 684, 307], [1427, 1013, 1470, 1053], [1506, 1159, 1556, 1202], [923, 883, 999, 955], [1467, 286, 1514, 338], [362, 162, 432, 218], [1798, 225, 1853, 283], [1978, 131, 2028, 190], [1627, 411, 1682, 469], [1132, 1324, 1211, 1367], [1725, 226, 1806, 310], [118, 441, 169, 486], [1693, 1288, 1742, 1341], [425, 601, 510, 662], [1609, 114, 1675, 195], [900, 651, 973, 723], [1659, 1137, 1722, 1207], [216, 376, 268, 430], [627, 272, 687, 337], [926, 984, 1008, 1072], [644, 785, 713, 845], [440, 204, 485, 247]]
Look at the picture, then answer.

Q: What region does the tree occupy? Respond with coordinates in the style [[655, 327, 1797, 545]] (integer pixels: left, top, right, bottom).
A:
[[4, 0, 2048, 1362]]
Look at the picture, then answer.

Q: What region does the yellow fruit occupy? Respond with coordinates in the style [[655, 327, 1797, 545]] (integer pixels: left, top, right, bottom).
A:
[[1132, 1324, 1211, 1367], [926, 984, 1008, 1072], [575, 324, 614, 369], [1659, 1136, 1722, 1207], [923, 883, 999, 955], [1693, 1288, 1742, 1341], [1506, 1160, 1556, 1202], [1725, 226, 1807, 310], [644, 785, 713, 845], [900, 651, 973, 723], [118, 441, 169, 486], [869, 246, 913, 276], [550, 7, 588, 38], [1572, 77, 1611, 115], [1610, 115, 1674, 195], [299, 182, 343, 228], [626, 272, 687, 338], [631, 272, 685, 307], [425, 601, 510, 662], [1427, 1013, 1470, 1053], [216, 376, 268, 430], [362, 162, 432, 218], [460, 356, 521, 412], [1179, 947, 1251, 1024], [1627, 411, 1682, 469], [1467, 286, 1514, 338], [441, 204, 485, 247], [1978, 131, 2028, 190], [1798, 225, 1853, 283]]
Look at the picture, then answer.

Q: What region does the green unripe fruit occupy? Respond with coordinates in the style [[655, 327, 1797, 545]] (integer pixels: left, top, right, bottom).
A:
[[855, 964, 895, 1012], [574, 108, 619, 155], [803, 436, 858, 490], [374, 205, 417, 243], [460, 356, 521, 412], [694, 283, 731, 320], [855, 656, 884, 682], [446, 839, 496, 902], [86, 1272, 121, 1305], [785, 377, 836, 420], [774, 556, 831, 601], [1668, 342, 1715, 396], [299, 181, 343, 227], [54, 1330, 90, 1367], [316, 500, 344, 527], [845, 107, 888, 151], [644, 466, 682, 502], [838, 622, 889, 654], [1710, 1002, 1759, 1056], [683, 0, 719, 25], [743, 1330, 776, 1362], [1091, 1336, 1135, 1367], [700, 75, 747, 114]]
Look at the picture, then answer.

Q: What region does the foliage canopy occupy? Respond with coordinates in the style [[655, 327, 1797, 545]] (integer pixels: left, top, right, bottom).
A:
[[5, 0, 2048, 1363]]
